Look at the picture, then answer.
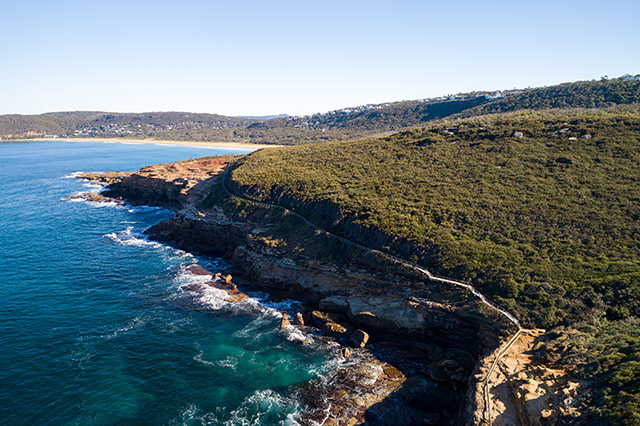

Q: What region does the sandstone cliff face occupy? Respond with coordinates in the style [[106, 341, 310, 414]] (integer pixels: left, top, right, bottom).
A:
[[227, 178, 442, 270]]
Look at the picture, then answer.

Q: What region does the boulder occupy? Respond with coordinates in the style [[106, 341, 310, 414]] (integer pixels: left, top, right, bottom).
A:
[[310, 310, 349, 328], [323, 322, 349, 338], [185, 265, 210, 275], [280, 312, 291, 329], [319, 296, 349, 314], [347, 295, 426, 331], [294, 312, 305, 326], [355, 311, 379, 328], [223, 274, 233, 284], [349, 329, 369, 348], [512, 131, 524, 138], [341, 347, 351, 361]]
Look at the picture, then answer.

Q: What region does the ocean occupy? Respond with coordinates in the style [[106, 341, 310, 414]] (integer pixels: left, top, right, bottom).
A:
[[0, 141, 339, 425]]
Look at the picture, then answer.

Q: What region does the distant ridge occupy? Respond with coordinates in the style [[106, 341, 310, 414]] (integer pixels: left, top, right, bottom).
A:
[[235, 114, 290, 120], [1, 75, 638, 144]]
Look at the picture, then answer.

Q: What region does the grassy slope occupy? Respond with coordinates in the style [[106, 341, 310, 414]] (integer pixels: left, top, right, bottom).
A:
[[227, 107, 640, 424], [231, 107, 640, 328]]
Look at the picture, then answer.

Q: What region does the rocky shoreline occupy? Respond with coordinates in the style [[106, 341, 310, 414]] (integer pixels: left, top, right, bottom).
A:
[[74, 158, 515, 425]]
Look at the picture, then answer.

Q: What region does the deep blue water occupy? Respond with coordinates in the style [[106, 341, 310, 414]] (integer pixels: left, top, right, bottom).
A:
[[0, 141, 336, 425]]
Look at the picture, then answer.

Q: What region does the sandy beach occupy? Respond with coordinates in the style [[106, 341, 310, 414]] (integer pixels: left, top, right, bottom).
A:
[[25, 137, 282, 149]]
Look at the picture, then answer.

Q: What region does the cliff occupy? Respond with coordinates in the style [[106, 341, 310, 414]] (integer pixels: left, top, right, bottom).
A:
[[78, 158, 526, 425]]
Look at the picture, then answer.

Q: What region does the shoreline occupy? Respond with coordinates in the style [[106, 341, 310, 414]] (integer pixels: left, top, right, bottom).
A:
[[75, 165, 465, 424], [11, 137, 282, 150]]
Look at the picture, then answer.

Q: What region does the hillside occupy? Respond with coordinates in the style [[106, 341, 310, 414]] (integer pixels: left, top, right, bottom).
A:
[[225, 106, 640, 424], [0, 111, 260, 142], [3, 75, 639, 144]]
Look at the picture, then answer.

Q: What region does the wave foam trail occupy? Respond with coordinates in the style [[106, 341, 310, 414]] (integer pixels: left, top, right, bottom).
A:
[[104, 226, 159, 247], [103, 316, 147, 340]]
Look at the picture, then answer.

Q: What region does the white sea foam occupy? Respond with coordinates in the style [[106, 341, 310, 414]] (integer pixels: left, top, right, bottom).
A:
[[173, 265, 214, 287], [104, 226, 161, 247], [248, 292, 302, 313], [63, 192, 124, 208], [82, 182, 105, 192], [176, 403, 218, 426], [63, 171, 84, 179], [90, 200, 122, 208], [127, 205, 164, 213], [193, 349, 218, 367], [216, 356, 239, 370], [174, 265, 232, 311], [283, 326, 312, 344], [159, 317, 193, 334], [197, 285, 232, 310], [225, 389, 303, 426], [103, 316, 147, 340], [64, 196, 86, 203]]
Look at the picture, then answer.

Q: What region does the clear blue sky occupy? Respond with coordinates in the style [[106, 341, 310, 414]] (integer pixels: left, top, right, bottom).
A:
[[1, 0, 638, 116]]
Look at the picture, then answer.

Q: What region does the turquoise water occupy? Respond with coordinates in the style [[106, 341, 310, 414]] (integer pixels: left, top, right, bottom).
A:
[[0, 141, 336, 425]]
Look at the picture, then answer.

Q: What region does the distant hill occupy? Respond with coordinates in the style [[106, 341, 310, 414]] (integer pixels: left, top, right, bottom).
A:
[[235, 114, 290, 120], [0, 111, 261, 142], [1, 75, 639, 144]]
